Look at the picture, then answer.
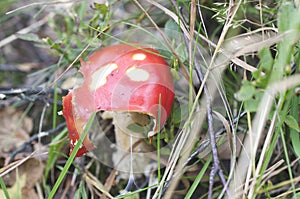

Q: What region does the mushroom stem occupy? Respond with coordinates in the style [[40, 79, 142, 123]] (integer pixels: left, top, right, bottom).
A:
[[112, 112, 154, 180]]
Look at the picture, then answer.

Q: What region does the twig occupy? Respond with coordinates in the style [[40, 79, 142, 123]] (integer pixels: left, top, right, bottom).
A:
[[207, 95, 227, 198], [185, 111, 246, 165], [0, 87, 68, 96], [8, 122, 66, 163], [0, 87, 68, 107], [5, 0, 80, 15], [192, 50, 228, 198]]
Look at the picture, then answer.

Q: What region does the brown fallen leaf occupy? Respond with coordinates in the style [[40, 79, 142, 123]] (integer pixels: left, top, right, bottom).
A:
[[0, 173, 39, 199], [2, 158, 44, 188], [1, 158, 44, 199], [0, 173, 26, 199], [0, 107, 33, 158]]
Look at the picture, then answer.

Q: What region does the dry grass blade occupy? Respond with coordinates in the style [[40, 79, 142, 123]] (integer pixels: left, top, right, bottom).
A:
[[99, 169, 117, 199], [247, 100, 280, 197], [213, 111, 233, 150], [232, 159, 285, 197], [261, 158, 300, 186], [0, 13, 53, 48], [216, 29, 279, 71], [84, 171, 114, 199], [0, 151, 43, 178], [162, 111, 204, 199], [5, 0, 79, 15], [231, 32, 284, 58], [146, 0, 190, 40]]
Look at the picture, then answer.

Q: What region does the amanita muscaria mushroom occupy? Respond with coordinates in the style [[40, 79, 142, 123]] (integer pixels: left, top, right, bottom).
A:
[[62, 44, 174, 157]]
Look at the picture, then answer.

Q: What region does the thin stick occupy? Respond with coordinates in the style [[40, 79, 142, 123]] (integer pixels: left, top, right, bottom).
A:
[[8, 122, 66, 163]]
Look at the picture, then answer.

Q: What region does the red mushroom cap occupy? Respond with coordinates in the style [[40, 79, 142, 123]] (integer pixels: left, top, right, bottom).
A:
[[62, 44, 174, 157]]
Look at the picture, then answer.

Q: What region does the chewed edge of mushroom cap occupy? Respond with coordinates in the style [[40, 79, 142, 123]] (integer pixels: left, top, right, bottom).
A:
[[62, 92, 96, 157]]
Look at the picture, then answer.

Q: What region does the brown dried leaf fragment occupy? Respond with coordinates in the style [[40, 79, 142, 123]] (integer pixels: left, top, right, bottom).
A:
[[1, 158, 44, 199], [0, 107, 33, 157]]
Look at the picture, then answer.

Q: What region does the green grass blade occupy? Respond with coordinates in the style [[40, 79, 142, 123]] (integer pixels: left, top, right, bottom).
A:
[[44, 128, 68, 180], [157, 94, 162, 183], [290, 95, 300, 157], [184, 156, 212, 199], [0, 176, 10, 199], [74, 181, 88, 199], [280, 129, 296, 194], [48, 112, 96, 199]]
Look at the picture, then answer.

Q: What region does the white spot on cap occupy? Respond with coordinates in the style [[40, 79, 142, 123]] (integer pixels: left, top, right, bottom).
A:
[[126, 66, 150, 82], [90, 63, 118, 90], [132, 53, 146, 61]]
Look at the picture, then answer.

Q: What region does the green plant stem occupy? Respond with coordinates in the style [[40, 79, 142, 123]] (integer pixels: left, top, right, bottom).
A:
[[157, 94, 162, 183], [48, 112, 96, 199], [185, 156, 212, 199], [280, 128, 296, 194], [0, 176, 10, 199]]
